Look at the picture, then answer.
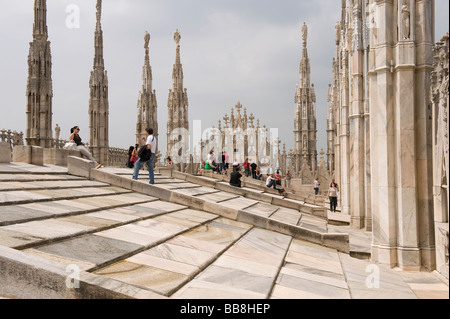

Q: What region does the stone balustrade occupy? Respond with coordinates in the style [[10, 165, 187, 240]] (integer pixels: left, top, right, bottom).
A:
[[0, 129, 24, 149], [51, 138, 69, 150], [108, 147, 129, 167]]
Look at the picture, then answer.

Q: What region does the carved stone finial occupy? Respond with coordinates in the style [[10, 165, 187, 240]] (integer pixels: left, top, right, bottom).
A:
[[249, 113, 255, 127], [235, 101, 242, 112]]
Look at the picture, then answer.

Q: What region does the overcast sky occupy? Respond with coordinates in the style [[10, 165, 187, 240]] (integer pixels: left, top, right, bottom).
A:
[[0, 0, 448, 160]]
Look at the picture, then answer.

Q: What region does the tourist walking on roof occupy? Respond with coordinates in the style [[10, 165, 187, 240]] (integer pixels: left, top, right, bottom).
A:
[[132, 128, 157, 184], [314, 177, 320, 196], [331, 178, 339, 192], [69, 126, 102, 169], [328, 181, 338, 212]]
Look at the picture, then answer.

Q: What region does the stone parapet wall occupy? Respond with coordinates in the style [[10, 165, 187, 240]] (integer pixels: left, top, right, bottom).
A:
[[12, 145, 81, 166], [2, 128, 129, 168], [0, 142, 11, 163]]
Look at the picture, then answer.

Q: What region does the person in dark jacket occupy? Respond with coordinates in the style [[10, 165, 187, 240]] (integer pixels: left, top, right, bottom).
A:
[[229, 166, 242, 188]]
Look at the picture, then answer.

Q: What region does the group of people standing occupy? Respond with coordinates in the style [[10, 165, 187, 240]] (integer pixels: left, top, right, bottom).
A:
[[122, 128, 157, 185], [228, 161, 269, 189], [121, 128, 158, 184], [131, 128, 157, 184], [244, 158, 264, 180], [126, 144, 139, 168]]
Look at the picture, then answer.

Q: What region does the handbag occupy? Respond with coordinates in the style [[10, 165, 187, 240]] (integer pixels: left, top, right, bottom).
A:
[[63, 140, 78, 151]]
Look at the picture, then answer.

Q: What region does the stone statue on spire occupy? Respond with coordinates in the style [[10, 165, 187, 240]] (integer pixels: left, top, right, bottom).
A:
[[144, 31, 150, 49], [96, 0, 102, 24], [174, 29, 181, 45], [302, 22, 307, 43]]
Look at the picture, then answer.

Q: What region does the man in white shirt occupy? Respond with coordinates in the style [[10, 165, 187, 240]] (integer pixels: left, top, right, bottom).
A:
[[314, 178, 320, 195], [266, 173, 278, 189], [132, 128, 157, 184]]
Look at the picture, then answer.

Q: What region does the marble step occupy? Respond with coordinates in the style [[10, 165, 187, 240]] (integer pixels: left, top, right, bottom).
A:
[[88, 167, 349, 253], [92, 217, 253, 296], [156, 169, 328, 218], [0, 192, 158, 226], [0, 173, 85, 182], [0, 179, 110, 191], [0, 199, 190, 250], [0, 186, 132, 206], [172, 227, 293, 299], [2, 163, 446, 300], [0, 163, 69, 174], [19, 209, 225, 278]]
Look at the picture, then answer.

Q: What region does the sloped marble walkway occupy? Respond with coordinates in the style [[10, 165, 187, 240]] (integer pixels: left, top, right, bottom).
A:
[[0, 162, 448, 299]]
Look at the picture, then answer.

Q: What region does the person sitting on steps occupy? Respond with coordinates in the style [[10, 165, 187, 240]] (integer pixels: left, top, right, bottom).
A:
[[229, 166, 242, 188]]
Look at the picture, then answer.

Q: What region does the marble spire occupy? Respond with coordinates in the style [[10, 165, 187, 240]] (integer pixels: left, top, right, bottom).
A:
[[136, 31, 158, 150], [167, 29, 189, 163], [293, 22, 317, 173], [25, 0, 53, 148], [88, 0, 109, 165]]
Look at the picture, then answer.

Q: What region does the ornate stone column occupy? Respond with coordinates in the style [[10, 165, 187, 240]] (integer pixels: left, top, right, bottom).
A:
[[431, 33, 449, 279], [369, 0, 435, 270], [349, 0, 366, 228]]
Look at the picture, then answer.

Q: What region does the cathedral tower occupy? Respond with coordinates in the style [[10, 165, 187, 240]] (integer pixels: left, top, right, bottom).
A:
[[136, 31, 158, 147], [26, 0, 53, 148], [88, 0, 109, 165], [167, 29, 189, 164], [293, 22, 318, 172]]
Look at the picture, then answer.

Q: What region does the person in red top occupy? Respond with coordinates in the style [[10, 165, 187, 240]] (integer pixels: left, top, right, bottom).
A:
[[275, 170, 282, 186], [244, 158, 250, 177]]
